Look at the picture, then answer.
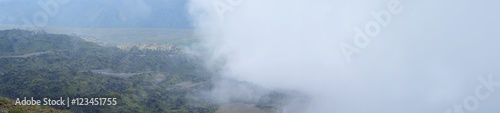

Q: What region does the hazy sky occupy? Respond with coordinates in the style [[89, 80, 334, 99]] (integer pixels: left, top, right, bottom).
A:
[[0, 0, 192, 28], [189, 0, 500, 113]]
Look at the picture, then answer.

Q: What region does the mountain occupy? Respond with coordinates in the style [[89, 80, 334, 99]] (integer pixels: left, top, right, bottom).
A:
[[0, 0, 192, 28], [0, 29, 215, 112], [0, 29, 300, 113]]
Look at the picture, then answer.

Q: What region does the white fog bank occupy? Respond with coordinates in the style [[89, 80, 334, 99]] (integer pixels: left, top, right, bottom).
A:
[[188, 0, 500, 113]]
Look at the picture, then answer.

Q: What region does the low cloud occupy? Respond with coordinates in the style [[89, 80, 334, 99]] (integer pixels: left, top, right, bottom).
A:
[[189, 0, 500, 112]]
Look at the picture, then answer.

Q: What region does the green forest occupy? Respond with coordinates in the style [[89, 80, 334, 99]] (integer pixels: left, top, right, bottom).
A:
[[0, 29, 294, 113], [0, 29, 217, 113]]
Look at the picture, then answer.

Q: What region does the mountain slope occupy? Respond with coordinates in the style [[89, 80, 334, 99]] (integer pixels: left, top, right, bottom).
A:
[[0, 29, 215, 112]]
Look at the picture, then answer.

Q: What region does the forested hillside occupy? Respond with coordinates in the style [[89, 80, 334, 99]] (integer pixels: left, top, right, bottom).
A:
[[0, 29, 216, 112], [0, 29, 297, 113]]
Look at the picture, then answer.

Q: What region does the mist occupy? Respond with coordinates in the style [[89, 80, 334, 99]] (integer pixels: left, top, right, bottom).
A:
[[188, 0, 500, 113], [0, 0, 191, 28]]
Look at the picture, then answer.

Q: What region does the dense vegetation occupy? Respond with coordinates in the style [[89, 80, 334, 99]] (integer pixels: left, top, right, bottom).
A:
[[0, 29, 298, 113], [0, 29, 216, 113]]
